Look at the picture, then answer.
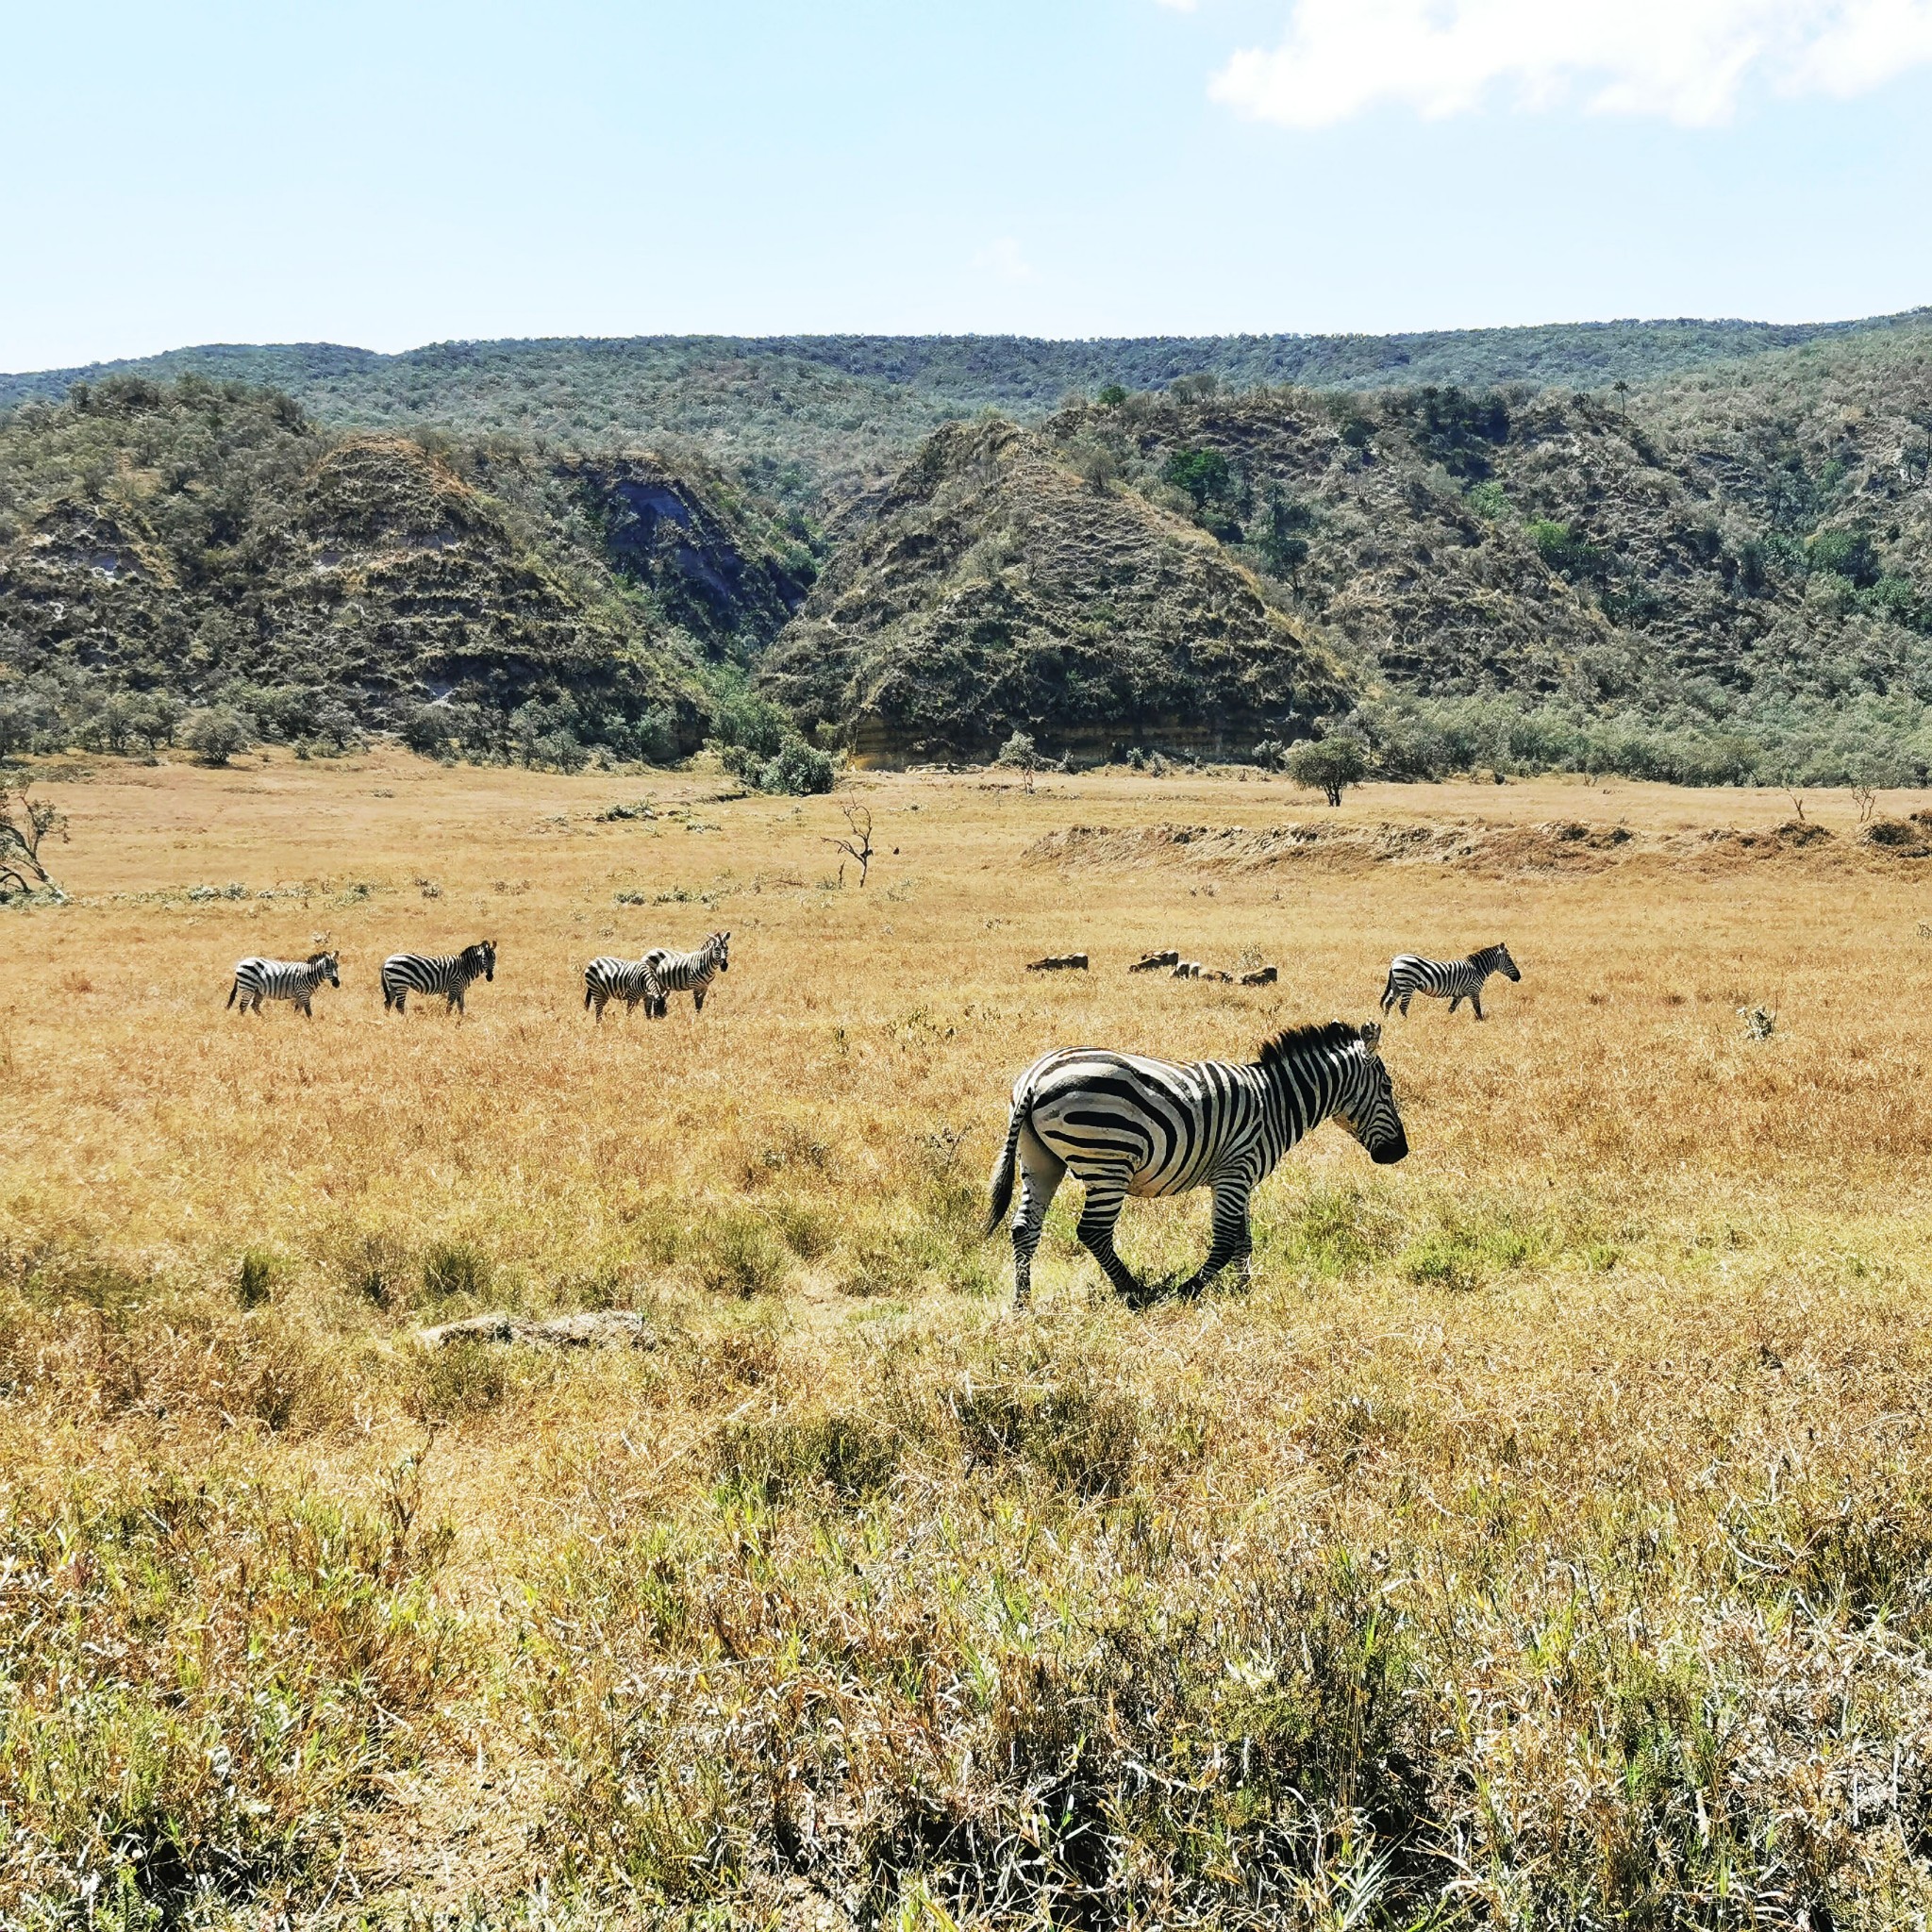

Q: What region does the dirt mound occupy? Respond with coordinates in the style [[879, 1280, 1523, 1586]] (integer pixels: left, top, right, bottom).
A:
[[1024, 815, 1845, 876]]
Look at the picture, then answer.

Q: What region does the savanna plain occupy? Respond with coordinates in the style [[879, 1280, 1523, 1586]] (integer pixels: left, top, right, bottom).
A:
[[6, 753, 1932, 1931]]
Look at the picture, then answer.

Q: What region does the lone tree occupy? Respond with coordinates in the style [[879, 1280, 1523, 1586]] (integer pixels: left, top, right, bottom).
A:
[[997, 730, 1041, 793], [0, 778, 69, 897], [824, 802, 875, 887], [1285, 734, 1369, 808]]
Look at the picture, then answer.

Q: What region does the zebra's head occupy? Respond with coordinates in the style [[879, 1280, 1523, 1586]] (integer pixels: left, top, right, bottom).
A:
[[709, 931, 730, 973], [1484, 942, 1522, 982], [1258, 1022, 1408, 1165], [307, 950, 341, 987], [1333, 1022, 1408, 1165], [466, 940, 497, 981]]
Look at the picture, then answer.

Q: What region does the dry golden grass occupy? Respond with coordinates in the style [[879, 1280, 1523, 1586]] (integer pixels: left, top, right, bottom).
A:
[[5, 750, 1932, 1927]]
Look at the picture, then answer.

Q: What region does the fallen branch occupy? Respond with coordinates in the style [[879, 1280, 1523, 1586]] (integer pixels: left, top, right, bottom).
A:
[[1240, 965, 1278, 986], [1128, 950, 1181, 974], [1026, 953, 1089, 972]]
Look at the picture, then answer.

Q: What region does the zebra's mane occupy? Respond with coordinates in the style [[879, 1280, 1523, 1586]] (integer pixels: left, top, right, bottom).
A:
[[1255, 1021, 1364, 1067], [305, 951, 332, 964]]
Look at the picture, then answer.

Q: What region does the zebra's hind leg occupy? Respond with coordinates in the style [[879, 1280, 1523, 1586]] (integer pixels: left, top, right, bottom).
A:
[[1399, 992, 1412, 1017], [1009, 1130, 1065, 1309], [1071, 1166, 1150, 1306]]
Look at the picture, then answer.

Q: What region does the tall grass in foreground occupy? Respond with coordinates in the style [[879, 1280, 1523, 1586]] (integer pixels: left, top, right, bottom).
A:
[[2, 755, 1931, 1924]]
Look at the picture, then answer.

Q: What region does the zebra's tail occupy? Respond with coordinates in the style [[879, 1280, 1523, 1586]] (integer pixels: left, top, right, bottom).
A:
[[583, 974, 594, 1011], [985, 1101, 1024, 1238], [1379, 965, 1398, 1014], [225, 976, 239, 1009]]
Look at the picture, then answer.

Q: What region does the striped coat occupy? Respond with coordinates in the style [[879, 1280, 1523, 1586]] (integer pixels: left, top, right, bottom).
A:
[[227, 951, 340, 1017], [642, 930, 729, 1013], [584, 954, 667, 1023], [381, 941, 497, 1015], [1380, 942, 1521, 1021], [987, 1021, 1407, 1307]]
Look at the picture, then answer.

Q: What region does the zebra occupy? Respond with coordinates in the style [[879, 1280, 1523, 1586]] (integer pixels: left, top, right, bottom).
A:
[[583, 954, 667, 1023], [986, 1020, 1407, 1307], [1380, 942, 1521, 1021], [641, 931, 729, 1014], [380, 940, 496, 1015], [226, 951, 340, 1017]]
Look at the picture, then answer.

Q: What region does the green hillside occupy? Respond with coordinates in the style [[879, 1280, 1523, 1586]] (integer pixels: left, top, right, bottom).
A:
[[5, 310, 1932, 785], [8, 311, 1929, 505], [0, 376, 815, 764], [757, 417, 1350, 762]]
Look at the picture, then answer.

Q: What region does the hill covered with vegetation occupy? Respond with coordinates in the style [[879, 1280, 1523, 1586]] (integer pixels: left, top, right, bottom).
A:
[[757, 417, 1349, 762], [8, 310, 1928, 506], [5, 309, 1932, 785], [0, 375, 826, 770]]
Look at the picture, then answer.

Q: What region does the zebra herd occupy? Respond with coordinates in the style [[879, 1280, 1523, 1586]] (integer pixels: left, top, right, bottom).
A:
[[225, 920, 1516, 1313], [224, 931, 730, 1022], [988, 940, 1523, 1307]]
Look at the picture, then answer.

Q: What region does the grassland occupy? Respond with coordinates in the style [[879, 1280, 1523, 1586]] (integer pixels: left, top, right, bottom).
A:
[[5, 753, 1932, 1928]]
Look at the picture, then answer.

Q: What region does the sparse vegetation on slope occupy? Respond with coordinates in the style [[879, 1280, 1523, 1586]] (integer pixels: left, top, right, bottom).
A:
[[757, 417, 1350, 762]]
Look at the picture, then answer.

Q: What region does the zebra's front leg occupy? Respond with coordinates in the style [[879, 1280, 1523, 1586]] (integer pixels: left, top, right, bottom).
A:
[[1471, 990, 1485, 1020], [1179, 1176, 1254, 1299], [1009, 1137, 1065, 1309], [692, 988, 707, 1014], [1074, 1170, 1149, 1305]]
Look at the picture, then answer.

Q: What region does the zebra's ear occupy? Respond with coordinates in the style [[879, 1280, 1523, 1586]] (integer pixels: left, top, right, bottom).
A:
[[1359, 1021, 1383, 1055]]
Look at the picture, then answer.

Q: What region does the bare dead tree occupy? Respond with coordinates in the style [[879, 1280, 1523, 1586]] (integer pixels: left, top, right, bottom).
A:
[[0, 779, 68, 897], [1853, 784, 1878, 826], [1786, 790, 1806, 823], [824, 804, 875, 888]]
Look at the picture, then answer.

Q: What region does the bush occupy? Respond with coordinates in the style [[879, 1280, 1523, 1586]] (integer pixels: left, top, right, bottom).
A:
[[691, 1212, 788, 1298], [758, 739, 834, 795], [182, 707, 253, 766], [1161, 447, 1232, 511], [1285, 733, 1369, 806], [421, 1240, 493, 1304]]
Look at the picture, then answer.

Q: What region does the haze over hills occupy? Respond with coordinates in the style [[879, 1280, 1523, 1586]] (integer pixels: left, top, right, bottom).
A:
[[3, 308, 1932, 785]]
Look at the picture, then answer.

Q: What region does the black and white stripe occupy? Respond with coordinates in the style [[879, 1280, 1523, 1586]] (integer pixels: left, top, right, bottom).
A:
[[986, 1021, 1407, 1307], [226, 951, 340, 1017], [1380, 942, 1521, 1021], [641, 930, 729, 1014], [583, 954, 667, 1023], [380, 940, 497, 1015]]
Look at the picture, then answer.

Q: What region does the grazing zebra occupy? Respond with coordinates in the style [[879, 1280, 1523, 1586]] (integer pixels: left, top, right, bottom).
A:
[[642, 930, 730, 1013], [226, 951, 340, 1017], [583, 954, 667, 1023], [1380, 942, 1521, 1021], [380, 940, 497, 1015], [987, 1021, 1407, 1307]]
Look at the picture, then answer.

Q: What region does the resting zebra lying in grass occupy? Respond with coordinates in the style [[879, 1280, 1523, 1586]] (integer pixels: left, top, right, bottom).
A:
[[1380, 943, 1521, 1021], [583, 954, 667, 1023], [987, 1021, 1407, 1307], [642, 931, 729, 1013], [226, 952, 340, 1017], [381, 941, 496, 1015]]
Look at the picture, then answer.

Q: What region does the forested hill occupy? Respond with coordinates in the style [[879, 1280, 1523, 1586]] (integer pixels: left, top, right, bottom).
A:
[[7, 311, 1930, 500], [5, 308, 1932, 788]]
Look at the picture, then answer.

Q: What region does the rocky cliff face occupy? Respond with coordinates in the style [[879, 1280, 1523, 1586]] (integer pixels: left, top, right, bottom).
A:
[[756, 419, 1351, 763]]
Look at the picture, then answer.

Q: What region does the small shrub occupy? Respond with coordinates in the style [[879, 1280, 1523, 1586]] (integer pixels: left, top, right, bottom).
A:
[[690, 1212, 787, 1298], [758, 738, 835, 795], [236, 1248, 275, 1309], [182, 706, 253, 766], [421, 1239, 493, 1303], [714, 1412, 900, 1506], [342, 1231, 411, 1310], [410, 1340, 508, 1422]]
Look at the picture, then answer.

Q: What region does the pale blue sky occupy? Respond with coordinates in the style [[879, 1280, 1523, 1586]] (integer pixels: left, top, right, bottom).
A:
[[6, 0, 1931, 370]]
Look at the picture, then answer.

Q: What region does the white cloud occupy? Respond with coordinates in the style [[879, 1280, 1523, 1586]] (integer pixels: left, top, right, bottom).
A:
[[1209, 0, 1932, 127], [972, 237, 1036, 284]]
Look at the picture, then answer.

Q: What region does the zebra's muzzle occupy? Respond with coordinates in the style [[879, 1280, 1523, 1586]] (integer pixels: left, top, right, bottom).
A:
[[1371, 1130, 1409, 1165]]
